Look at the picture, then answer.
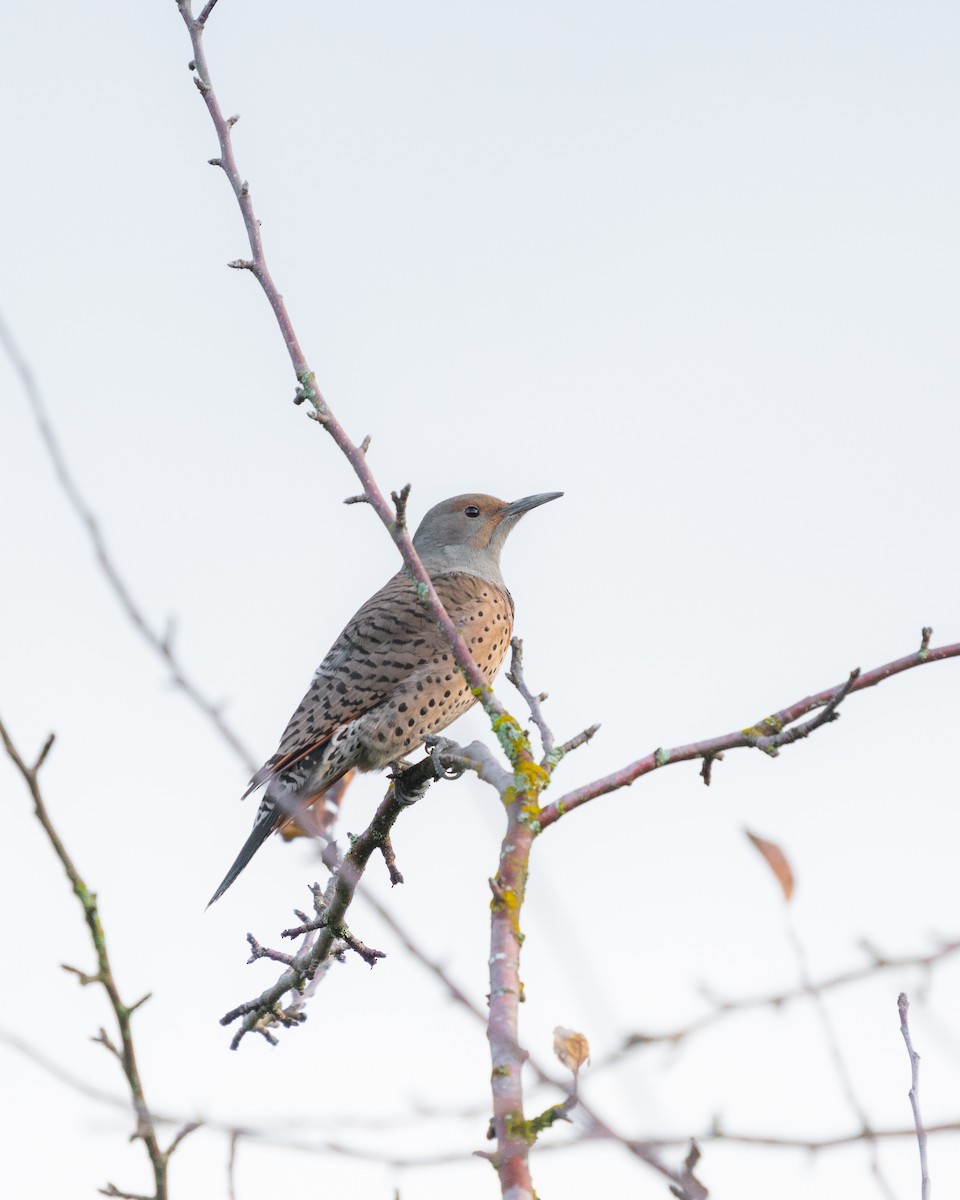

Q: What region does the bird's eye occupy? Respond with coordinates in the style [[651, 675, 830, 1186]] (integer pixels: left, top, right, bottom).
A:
[[464, 505, 481, 518]]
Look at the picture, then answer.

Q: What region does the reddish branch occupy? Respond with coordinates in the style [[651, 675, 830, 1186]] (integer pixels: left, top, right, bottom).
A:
[[174, 5, 553, 1191], [540, 639, 960, 828], [176, 2, 522, 738]]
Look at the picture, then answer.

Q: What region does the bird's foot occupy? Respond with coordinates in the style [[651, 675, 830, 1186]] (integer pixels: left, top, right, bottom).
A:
[[424, 735, 466, 781], [389, 757, 433, 807]]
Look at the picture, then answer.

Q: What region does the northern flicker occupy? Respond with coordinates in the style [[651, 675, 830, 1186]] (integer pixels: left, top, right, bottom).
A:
[[209, 491, 561, 904]]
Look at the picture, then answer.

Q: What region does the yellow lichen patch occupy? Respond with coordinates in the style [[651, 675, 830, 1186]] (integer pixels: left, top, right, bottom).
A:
[[515, 758, 549, 792], [491, 885, 520, 913], [743, 714, 784, 739], [505, 1112, 537, 1146]]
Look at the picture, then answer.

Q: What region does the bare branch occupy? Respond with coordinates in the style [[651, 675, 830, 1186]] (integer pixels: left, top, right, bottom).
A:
[[377, 833, 404, 886], [0, 311, 258, 776], [174, 2, 543, 767], [220, 757, 445, 1047], [899, 993, 932, 1200], [783, 913, 896, 1197], [227, 1131, 239, 1200], [196, 0, 219, 27], [597, 938, 960, 1065], [506, 636, 556, 760], [165, 1122, 202, 1158], [0, 716, 178, 1198], [540, 639, 960, 828], [555, 724, 600, 757]]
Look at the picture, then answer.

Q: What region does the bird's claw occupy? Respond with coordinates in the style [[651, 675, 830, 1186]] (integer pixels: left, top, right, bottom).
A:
[[388, 757, 432, 807], [424, 735, 465, 781]]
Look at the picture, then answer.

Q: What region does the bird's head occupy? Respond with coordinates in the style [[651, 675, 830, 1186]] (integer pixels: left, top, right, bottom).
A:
[[412, 491, 562, 581]]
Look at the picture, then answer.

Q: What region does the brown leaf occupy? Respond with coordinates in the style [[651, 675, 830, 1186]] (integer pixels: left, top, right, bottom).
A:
[[553, 1026, 590, 1076], [745, 828, 794, 901]]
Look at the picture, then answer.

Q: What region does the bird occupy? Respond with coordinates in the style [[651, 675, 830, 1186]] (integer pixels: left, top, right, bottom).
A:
[[208, 491, 561, 904]]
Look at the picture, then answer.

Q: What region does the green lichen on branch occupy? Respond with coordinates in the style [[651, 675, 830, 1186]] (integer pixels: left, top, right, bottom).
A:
[[295, 368, 329, 421], [743, 714, 784, 739], [506, 1099, 575, 1145]]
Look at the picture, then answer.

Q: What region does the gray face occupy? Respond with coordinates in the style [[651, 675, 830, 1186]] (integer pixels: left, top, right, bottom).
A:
[[412, 492, 562, 580]]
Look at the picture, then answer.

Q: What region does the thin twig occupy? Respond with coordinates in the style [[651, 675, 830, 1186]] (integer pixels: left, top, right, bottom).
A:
[[784, 913, 896, 1199], [899, 993, 931, 1200], [220, 762, 431, 1047], [0, 311, 258, 776], [597, 938, 960, 1066], [226, 1130, 239, 1200], [506, 637, 556, 761], [196, 0, 219, 26], [0, 716, 186, 1199]]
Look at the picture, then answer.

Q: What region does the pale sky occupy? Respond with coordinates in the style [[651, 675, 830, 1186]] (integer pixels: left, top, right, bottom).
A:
[[2, 3, 959, 1198]]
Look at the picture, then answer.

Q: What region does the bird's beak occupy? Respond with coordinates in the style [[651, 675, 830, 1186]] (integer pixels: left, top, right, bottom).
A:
[[503, 492, 563, 518]]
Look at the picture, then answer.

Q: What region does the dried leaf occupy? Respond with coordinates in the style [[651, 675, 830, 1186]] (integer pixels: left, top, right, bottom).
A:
[[745, 828, 794, 901], [553, 1026, 590, 1076]]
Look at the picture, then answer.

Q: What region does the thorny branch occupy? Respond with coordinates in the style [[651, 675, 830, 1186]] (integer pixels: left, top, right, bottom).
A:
[[0, 717, 198, 1200]]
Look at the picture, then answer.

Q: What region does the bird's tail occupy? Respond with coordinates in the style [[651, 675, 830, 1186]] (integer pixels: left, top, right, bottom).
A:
[[207, 797, 279, 907]]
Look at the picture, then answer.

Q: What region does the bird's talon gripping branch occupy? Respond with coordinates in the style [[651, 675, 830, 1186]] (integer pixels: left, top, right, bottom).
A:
[[425, 734, 466, 780], [392, 767, 434, 807]]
